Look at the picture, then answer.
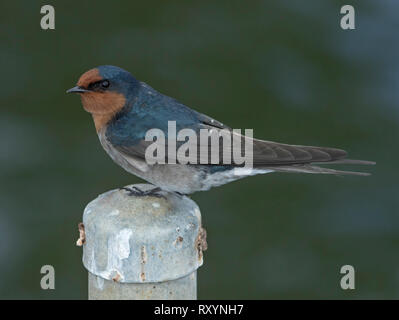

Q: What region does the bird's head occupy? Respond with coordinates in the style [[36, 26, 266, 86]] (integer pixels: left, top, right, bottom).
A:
[[67, 65, 139, 131]]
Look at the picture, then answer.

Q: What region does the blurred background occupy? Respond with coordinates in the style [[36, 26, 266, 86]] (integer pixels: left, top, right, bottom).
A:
[[0, 0, 397, 299]]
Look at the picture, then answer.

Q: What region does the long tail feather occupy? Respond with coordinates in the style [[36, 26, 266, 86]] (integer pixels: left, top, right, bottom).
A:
[[264, 164, 372, 176], [312, 159, 376, 165]]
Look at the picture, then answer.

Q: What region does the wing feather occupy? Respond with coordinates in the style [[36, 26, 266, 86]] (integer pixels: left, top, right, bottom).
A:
[[105, 92, 373, 175]]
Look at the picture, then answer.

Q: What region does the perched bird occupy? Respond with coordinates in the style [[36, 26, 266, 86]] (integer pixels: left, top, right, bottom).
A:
[[67, 65, 374, 195]]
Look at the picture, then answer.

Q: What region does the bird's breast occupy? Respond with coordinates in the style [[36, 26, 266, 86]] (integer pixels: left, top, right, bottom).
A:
[[81, 92, 126, 132], [97, 128, 149, 174]]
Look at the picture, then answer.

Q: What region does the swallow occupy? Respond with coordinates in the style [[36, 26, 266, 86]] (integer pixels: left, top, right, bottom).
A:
[[67, 65, 374, 195]]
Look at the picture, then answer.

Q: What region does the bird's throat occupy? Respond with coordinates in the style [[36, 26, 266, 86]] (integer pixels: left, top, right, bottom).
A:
[[80, 92, 126, 132], [92, 113, 114, 132]]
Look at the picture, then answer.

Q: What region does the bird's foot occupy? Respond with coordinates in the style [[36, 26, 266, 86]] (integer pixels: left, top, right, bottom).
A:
[[120, 186, 165, 198]]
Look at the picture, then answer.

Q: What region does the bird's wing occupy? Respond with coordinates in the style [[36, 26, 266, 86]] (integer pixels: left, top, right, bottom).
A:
[[107, 109, 372, 167], [196, 122, 350, 165], [105, 88, 374, 174]]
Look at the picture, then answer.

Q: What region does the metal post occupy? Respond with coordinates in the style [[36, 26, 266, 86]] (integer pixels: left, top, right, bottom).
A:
[[77, 184, 207, 300]]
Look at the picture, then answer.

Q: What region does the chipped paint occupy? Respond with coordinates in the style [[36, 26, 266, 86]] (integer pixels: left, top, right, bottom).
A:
[[76, 222, 86, 246], [114, 228, 132, 260], [140, 245, 147, 282], [195, 227, 208, 261], [112, 272, 122, 282], [109, 209, 120, 216], [140, 245, 147, 264], [173, 236, 184, 249], [82, 184, 205, 285]]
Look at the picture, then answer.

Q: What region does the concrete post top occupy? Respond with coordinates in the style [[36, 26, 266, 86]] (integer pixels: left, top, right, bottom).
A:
[[82, 184, 206, 284]]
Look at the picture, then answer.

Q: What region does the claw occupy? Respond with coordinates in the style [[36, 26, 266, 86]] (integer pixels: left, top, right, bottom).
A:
[[121, 186, 165, 198]]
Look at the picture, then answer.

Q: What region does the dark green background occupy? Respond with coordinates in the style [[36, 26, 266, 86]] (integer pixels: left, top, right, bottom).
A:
[[1, 0, 397, 299]]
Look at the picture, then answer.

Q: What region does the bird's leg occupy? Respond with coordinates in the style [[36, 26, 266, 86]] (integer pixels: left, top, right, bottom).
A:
[[119, 186, 143, 195], [120, 186, 165, 198], [140, 187, 166, 198]]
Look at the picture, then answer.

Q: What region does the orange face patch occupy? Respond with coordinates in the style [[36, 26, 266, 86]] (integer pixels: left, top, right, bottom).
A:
[[77, 68, 103, 89], [75, 68, 126, 132], [80, 91, 126, 132]]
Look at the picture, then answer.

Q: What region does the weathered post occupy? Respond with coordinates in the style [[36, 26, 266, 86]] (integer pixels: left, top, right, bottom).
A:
[[77, 184, 207, 300]]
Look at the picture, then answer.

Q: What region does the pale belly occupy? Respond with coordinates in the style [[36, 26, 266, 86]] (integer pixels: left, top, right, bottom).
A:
[[97, 129, 273, 194]]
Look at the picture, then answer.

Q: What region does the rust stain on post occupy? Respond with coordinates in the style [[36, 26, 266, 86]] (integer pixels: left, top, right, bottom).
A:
[[112, 272, 121, 282], [140, 245, 147, 282], [76, 222, 86, 246], [195, 227, 208, 260]]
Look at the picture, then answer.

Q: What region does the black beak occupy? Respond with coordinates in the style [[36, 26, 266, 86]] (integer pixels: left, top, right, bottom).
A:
[[66, 86, 90, 94]]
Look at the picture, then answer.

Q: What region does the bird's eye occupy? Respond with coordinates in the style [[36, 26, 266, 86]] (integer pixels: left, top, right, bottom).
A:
[[101, 80, 110, 88]]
